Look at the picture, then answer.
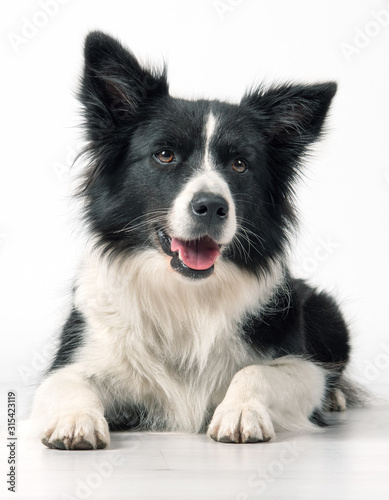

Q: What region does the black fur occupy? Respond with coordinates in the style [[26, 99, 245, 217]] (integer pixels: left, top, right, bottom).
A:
[[49, 31, 353, 433], [243, 278, 350, 373], [77, 33, 348, 371], [78, 32, 337, 276], [49, 308, 85, 372]]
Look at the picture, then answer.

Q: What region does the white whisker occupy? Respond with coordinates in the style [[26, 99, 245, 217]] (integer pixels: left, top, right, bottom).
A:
[[113, 209, 170, 235]]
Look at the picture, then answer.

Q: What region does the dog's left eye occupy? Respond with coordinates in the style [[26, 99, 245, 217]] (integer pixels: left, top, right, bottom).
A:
[[232, 158, 248, 173], [155, 150, 175, 164]]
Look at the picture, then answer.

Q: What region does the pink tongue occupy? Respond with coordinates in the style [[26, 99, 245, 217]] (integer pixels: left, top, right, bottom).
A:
[[171, 236, 221, 270]]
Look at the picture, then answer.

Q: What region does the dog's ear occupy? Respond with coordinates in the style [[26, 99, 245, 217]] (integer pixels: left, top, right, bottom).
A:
[[241, 83, 336, 223], [241, 82, 337, 162], [79, 31, 168, 136]]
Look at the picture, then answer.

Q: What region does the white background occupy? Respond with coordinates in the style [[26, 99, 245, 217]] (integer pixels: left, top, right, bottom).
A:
[[1, 0, 389, 397]]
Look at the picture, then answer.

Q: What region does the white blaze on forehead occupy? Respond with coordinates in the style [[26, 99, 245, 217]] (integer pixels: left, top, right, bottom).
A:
[[168, 111, 237, 244], [204, 112, 217, 171]]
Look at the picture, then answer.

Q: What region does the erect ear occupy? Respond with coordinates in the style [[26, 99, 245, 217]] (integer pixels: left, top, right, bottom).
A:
[[79, 31, 168, 137], [241, 82, 337, 159]]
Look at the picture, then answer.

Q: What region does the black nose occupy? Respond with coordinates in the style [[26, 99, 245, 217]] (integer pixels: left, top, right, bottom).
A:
[[191, 193, 229, 228]]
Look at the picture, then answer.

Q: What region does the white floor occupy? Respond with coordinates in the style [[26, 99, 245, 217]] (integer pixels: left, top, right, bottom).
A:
[[2, 388, 389, 500]]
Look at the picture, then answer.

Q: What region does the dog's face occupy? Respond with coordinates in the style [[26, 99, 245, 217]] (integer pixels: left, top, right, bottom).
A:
[[79, 32, 336, 280], [125, 99, 267, 280]]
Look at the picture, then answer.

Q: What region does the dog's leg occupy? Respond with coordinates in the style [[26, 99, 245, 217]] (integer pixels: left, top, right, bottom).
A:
[[208, 356, 326, 443], [30, 366, 109, 450]]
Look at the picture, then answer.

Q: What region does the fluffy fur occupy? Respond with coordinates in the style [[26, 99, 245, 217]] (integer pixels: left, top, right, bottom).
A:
[[30, 31, 353, 449]]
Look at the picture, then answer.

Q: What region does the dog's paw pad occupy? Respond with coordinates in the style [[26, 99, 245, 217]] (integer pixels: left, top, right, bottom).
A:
[[41, 411, 110, 450], [208, 403, 275, 443]]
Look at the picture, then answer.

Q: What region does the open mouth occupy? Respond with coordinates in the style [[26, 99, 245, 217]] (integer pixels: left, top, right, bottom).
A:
[[157, 229, 221, 279]]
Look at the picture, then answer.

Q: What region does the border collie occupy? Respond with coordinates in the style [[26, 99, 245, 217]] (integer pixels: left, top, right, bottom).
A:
[[30, 31, 352, 450]]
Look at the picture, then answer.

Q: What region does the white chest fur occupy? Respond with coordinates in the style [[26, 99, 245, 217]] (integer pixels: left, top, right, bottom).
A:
[[72, 248, 283, 431]]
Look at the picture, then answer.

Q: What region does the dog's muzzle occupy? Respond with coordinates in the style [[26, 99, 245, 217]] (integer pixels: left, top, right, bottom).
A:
[[158, 191, 233, 279]]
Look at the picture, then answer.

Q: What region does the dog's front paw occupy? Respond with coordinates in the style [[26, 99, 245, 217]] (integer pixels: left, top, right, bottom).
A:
[[208, 401, 275, 443], [41, 410, 110, 450]]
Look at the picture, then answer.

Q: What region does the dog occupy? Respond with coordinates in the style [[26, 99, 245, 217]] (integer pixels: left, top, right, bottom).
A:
[[30, 31, 353, 450]]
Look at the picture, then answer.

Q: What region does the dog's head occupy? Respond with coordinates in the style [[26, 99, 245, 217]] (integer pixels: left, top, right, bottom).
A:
[[79, 31, 336, 281]]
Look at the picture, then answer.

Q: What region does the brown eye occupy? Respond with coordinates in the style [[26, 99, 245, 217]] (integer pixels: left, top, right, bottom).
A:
[[232, 158, 248, 173], [155, 150, 175, 164]]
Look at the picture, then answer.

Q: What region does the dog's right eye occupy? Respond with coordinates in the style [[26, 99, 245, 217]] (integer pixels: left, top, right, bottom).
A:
[[155, 150, 175, 164]]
